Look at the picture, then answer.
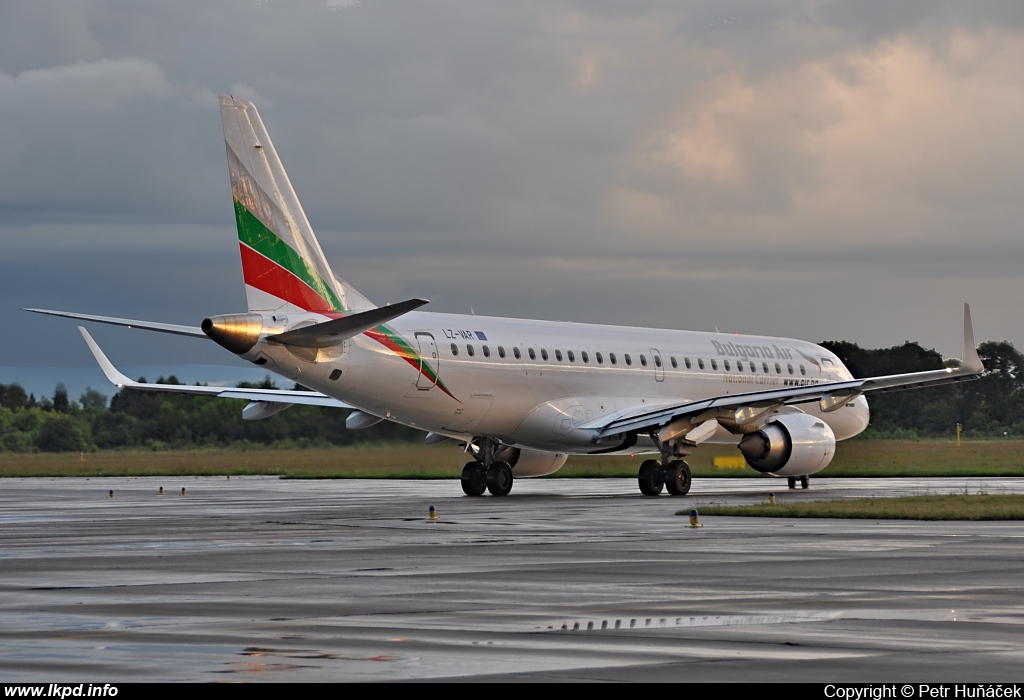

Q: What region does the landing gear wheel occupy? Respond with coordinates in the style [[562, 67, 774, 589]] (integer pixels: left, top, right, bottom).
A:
[[800, 475, 809, 489], [663, 460, 692, 496], [787, 477, 797, 490], [461, 462, 486, 496], [486, 461, 514, 496], [638, 459, 664, 496]]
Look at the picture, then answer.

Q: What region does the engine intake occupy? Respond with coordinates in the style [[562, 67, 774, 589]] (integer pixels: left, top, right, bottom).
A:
[[738, 413, 836, 477]]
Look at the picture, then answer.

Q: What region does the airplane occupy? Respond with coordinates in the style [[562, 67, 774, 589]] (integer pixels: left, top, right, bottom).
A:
[[27, 95, 985, 498]]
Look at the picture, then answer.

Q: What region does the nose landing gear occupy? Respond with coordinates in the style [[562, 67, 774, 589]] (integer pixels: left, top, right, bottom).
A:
[[460, 438, 514, 496]]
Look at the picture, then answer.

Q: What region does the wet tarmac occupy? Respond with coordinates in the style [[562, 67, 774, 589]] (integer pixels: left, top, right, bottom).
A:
[[1, 476, 1022, 682]]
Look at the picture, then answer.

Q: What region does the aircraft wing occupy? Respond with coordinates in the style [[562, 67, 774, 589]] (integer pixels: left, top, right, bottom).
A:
[[27, 308, 206, 338], [78, 327, 350, 409], [584, 304, 984, 438]]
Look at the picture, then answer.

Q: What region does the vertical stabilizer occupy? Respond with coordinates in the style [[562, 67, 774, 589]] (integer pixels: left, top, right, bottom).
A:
[[220, 95, 373, 314]]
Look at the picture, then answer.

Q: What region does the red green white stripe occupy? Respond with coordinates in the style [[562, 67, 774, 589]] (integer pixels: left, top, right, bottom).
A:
[[233, 199, 457, 400]]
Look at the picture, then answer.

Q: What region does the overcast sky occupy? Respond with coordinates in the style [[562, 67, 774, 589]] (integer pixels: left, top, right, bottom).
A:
[[3, 0, 1023, 374]]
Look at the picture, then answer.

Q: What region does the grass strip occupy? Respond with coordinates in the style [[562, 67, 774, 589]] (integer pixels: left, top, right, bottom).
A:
[[688, 494, 1024, 520], [1, 440, 1022, 478]]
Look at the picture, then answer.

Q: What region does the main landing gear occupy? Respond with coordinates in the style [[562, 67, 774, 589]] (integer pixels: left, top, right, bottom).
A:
[[637, 458, 692, 497], [787, 476, 810, 489], [637, 431, 694, 497], [461, 438, 514, 497]]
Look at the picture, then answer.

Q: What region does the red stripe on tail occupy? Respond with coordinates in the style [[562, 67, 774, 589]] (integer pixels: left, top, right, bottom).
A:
[[239, 244, 336, 313]]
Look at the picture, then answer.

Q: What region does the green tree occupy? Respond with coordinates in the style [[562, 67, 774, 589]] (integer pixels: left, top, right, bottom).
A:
[[958, 341, 1024, 434], [79, 387, 107, 413], [0, 384, 28, 411], [34, 413, 87, 452], [53, 384, 69, 413]]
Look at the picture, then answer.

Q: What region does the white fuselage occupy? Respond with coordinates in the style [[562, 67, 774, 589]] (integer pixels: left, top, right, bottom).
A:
[[240, 310, 871, 454]]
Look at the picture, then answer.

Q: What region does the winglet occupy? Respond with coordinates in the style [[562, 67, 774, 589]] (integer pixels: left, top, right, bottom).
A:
[[959, 303, 984, 374], [77, 326, 136, 388]]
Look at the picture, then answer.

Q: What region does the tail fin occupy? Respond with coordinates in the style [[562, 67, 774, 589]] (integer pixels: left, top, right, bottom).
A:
[[220, 95, 372, 314]]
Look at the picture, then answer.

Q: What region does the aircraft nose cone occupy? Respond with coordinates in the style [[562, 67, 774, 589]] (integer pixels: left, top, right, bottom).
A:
[[202, 313, 264, 354]]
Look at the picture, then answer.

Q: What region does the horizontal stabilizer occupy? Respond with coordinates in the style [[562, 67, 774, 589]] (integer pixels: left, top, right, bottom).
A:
[[27, 308, 206, 338], [267, 298, 429, 348], [78, 327, 350, 408]]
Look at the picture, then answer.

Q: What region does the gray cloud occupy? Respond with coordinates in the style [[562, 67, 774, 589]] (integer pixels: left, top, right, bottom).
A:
[[1, 1, 1022, 370]]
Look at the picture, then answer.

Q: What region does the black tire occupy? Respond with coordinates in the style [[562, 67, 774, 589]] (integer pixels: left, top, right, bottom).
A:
[[663, 460, 691, 496], [461, 461, 486, 496], [486, 461, 514, 496], [637, 459, 664, 496], [800, 476, 809, 489], [787, 477, 797, 490]]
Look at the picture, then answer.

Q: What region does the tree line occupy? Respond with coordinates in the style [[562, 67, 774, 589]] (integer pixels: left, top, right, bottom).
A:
[[1, 339, 1021, 452], [0, 377, 421, 453]]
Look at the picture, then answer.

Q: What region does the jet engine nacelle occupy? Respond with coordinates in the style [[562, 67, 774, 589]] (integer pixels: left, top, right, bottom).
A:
[[738, 413, 836, 477], [494, 446, 569, 477]]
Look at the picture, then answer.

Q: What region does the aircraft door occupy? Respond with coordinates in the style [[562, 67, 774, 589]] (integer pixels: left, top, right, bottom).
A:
[[650, 348, 665, 382], [415, 332, 439, 390]]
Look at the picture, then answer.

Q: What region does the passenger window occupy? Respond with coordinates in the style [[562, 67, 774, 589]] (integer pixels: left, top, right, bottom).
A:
[[800, 365, 806, 376], [467, 345, 475, 357], [581, 351, 589, 363], [654, 356, 662, 368], [541, 349, 549, 361], [513, 347, 521, 359], [610, 353, 617, 365], [762, 362, 769, 373], [723, 360, 730, 371], [750, 362, 757, 373], [595, 352, 602, 364], [555, 349, 563, 361], [775, 363, 781, 374], [710, 359, 717, 370], [329, 369, 342, 381], [697, 358, 705, 370], [640, 355, 648, 367], [482, 345, 491, 358], [625, 354, 632, 366], [451, 343, 459, 356], [684, 358, 691, 369], [529, 348, 536, 360], [737, 361, 744, 371], [497, 346, 506, 358], [670, 357, 677, 369], [787, 363, 794, 375], [567, 350, 575, 362]]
